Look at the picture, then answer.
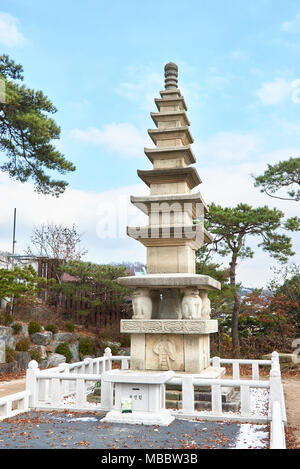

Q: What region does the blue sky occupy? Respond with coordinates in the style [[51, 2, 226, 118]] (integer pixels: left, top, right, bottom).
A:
[[0, 0, 299, 286]]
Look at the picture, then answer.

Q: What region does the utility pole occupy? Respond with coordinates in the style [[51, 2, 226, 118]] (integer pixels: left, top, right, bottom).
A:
[[11, 208, 17, 268], [10, 208, 17, 315]]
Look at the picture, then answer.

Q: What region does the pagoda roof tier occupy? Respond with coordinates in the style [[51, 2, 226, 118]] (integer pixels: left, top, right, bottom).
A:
[[155, 96, 187, 111], [160, 89, 182, 98], [150, 110, 190, 127], [127, 225, 213, 249], [130, 192, 209, 215], [148, 126, 193, 145], [144, 145, 196, 166], [116, 273, 221, 291], [137, 167, 201, 190]]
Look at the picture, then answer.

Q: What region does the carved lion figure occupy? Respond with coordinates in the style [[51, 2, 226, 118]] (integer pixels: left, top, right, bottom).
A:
[[199, 290, 211, 319], [132, 288, 152, 319], [181, 288, 202, 319]]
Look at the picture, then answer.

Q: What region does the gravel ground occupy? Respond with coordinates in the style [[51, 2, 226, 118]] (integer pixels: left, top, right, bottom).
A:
[[0, 411, 269, 449]]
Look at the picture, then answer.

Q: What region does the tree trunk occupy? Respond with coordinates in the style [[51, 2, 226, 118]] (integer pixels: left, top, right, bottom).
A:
[[229, 255, 240, 357]]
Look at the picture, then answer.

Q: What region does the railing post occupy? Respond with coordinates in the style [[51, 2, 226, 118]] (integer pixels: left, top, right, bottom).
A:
[[211, 384, 222, 415], [26, 360, 39, 408], [270, 401, 286, 449], [212, 356, 221, 368], [182, 376, 194, 414], [104, 347, 112, 371]]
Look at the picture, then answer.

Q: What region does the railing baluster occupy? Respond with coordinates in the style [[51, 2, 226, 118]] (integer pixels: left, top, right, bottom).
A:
[[240, 384, 251, 416], [76, 378, 86, 407], [233, 362, 240, 380], [252, 363, 259, 381], [121, 358, 129, 370], [52, 378, 61, 407], [182, 376, 194, 414], [211, 384, 222, 415]]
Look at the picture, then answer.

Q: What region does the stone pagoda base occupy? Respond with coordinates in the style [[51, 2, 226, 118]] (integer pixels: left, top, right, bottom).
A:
[[121, 319, 218, 373]]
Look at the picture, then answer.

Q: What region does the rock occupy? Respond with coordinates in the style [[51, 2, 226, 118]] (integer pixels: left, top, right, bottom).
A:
[[15, 351, 31, 370], [0, 334, 17, 349], [53, 333, 73, 344], [0, 326, 13, 337], [21, 324, 29, 337], [40, 359, 48, 369], [31, 332, 52, 346], [0, 362, 19, 374], [69, 342, 80, 363], [262, 353, 300, 369], [47, 353, 66, 367], [30, 345, 47, 360], [105, 341, 121, 348]]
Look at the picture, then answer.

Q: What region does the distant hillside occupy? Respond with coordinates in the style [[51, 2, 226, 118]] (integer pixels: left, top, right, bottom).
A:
[[238, 286, 270, 298]]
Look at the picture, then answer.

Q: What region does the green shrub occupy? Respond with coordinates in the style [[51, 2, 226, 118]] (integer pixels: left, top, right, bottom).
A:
[[45, 324, 59, 334], [16, 337, 30, 352], [0, 311, 4, 324], [108, 344, 119, 356], [28, 321, 41, 335], [65, 322, 75, 333], [12, 323, 22, 335], [120, 334, 130, 348], [30, 348, 42, 363], [4, 314, 14, 326], [55, 343, 72, 363], [5, 345, 15, 363], [79, 337, 94, 358]]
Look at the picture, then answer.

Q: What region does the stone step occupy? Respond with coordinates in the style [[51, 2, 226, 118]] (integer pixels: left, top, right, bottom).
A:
[[166, 391, 241, 412], [166, 386, 235, 403]]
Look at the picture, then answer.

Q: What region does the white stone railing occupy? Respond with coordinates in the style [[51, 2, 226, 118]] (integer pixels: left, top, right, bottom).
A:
[[171, 352, 286, 448], [0, 390, 31, 421], [26, 348, 130, 411], [211, 356, 272, 380]]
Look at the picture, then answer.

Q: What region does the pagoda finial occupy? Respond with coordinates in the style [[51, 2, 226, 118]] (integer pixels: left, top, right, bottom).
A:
[[164, 62, 178, 90]]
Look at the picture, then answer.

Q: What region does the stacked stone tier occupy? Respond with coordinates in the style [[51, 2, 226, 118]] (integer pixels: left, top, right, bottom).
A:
[[137, 167, 201, 194], [148, 126, 193, 146], [130, 192, 209, 216], [150, 110, 191, 127], [144, 145, 196, 167]]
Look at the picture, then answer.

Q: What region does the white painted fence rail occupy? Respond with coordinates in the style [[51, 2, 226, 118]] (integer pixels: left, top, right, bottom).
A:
[[0, 390, 31, 421], [26, 347, 130, 411]]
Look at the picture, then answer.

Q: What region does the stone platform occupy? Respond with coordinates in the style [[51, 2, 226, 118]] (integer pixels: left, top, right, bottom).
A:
[[116, 273, 221, 290]]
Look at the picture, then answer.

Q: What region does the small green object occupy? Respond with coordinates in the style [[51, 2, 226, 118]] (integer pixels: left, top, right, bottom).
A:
[[121, 398, 132, 413]]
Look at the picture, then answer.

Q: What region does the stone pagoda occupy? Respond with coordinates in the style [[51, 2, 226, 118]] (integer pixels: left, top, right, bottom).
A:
[[117, 62, 221, 375]]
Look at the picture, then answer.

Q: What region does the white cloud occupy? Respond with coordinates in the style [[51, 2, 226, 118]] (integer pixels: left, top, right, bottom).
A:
[[281, 11, 300, 34], [256, 78, 300, 105], [71, 123, 150, 157], [116, 71, 162, 110], [0, 12, 26, 47], [193, 132, 261, 162]]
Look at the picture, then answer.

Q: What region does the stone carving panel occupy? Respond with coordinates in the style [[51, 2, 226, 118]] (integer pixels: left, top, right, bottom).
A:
[[120, 319, 218, 334], [146, 334, 184, 371]]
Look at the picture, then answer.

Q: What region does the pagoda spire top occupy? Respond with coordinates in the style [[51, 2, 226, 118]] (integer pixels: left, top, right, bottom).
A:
[[164, 62, 178, 90]]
